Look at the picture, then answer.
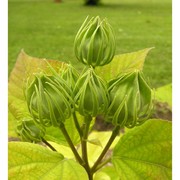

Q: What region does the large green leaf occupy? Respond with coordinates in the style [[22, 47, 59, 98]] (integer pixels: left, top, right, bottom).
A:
[[112, 119, 172, 180], [95, 48, 153, 81], [8, 142, 88, 180]]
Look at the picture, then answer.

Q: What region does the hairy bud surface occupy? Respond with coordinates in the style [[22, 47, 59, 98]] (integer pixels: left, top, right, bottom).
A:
[[74, 16, 116, 67], [26, 74, 74, 127], [106, 70, 153, 128]]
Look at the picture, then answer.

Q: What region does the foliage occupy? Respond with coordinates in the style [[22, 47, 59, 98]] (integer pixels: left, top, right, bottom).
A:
[[9, 142, 88, 180], [112, 119, 172, 179], [8, 16, 172, 179]]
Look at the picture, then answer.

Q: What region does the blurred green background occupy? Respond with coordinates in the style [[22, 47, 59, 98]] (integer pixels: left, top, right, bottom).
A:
[[8, 0, 172, 88]]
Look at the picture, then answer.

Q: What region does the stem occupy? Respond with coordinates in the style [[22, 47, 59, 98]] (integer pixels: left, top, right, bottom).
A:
[[73, 112, 83, 137], [42, 138, 57, 152], [82, 115, 91, 164], [91, 125, 120, 173], [81, 115, 92, 179], [59, 123, 84, 165]]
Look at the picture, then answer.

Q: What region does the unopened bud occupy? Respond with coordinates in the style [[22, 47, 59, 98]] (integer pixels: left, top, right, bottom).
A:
[[26, 73, 74, 127], [61, 64, 80, 90], [74, 16, 116, 67], [74, 68, 109, 117], [17, 118, 45, 142], [106, 70, 153, 128]]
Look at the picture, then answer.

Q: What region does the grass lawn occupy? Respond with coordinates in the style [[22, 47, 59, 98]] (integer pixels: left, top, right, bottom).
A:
[[8, 0, 172, 88]]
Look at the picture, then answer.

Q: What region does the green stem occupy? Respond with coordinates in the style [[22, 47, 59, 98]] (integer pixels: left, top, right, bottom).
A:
[[59, 123, 84, 165], [82, 116, 91, 163], [42, 138, 57, 152], [73, 112, 83, 137], [91, 125, 120, 173], [81, 115, 92, 180]]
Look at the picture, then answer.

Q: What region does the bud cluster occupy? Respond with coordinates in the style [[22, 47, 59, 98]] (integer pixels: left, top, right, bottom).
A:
[[20, 16, 153, 141]]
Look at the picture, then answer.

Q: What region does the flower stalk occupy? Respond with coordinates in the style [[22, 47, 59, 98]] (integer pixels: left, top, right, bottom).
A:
[[59, 123, 84, 165], [91, 125, 120, 173], [81, 115, 92, 172], [42, 138, 57, 152]]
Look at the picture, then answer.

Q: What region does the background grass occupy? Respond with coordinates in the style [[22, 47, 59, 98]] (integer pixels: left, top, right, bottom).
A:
[[8, 0, 172, 87]]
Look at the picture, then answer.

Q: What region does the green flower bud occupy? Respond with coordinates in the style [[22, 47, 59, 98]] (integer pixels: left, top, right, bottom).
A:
[[26, 73, 74, 127], [16, 118, 45, 142], [61, 64, 80, 90], [74, 67, 109, 117], [74, 16, 116, 67], [106, 70, 153, 128]]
